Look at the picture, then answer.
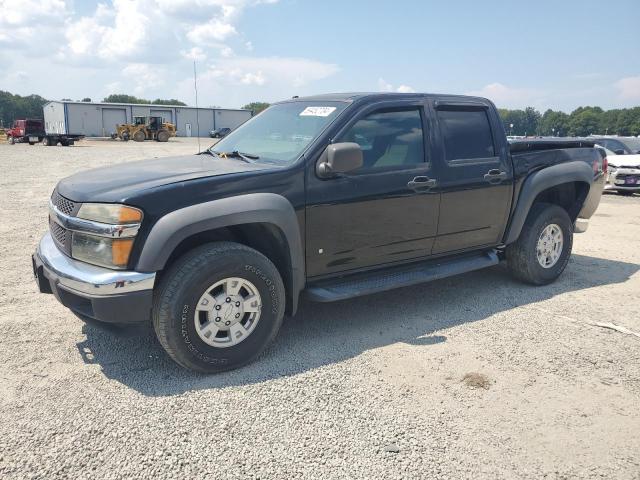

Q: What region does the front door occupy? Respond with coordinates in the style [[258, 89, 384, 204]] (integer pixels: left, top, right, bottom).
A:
[[431, 104, 513, 254], [305, 104, 440, 277]]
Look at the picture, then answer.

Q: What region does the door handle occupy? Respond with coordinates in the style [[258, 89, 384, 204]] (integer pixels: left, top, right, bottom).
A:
[[407, 176, 437, 191], [483, 169, 508, 184]]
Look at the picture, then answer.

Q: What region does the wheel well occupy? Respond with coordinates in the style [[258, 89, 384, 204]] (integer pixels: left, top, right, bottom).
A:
[[531, 181, 590, 221], [160, 223, 295, 314]]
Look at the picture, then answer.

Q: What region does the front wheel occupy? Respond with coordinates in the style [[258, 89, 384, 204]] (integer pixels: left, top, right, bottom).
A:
[[506, 203, 573, 285], [153, 242, 285, 373]]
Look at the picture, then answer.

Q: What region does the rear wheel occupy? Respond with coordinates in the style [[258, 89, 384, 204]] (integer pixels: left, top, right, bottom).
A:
[[8, 137, 15, 145], [506, 203, 573, 285], [133, 130, 145, 142], [153, 242, 285, 373], [60, 139, 69, 146]]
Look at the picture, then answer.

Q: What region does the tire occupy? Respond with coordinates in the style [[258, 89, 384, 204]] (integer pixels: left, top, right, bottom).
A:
[[122, 132, 130, 141], [42, 137, 50, 146], [8, 136, 15, 145], [506, 203, 573, 285], [153, 242, 286, 373], [156, 130, 170, 142], [133, 130, 145, 142], [28, 141, 35, 145], [60, 140, 69, 147], [67, 140, 74, 146]]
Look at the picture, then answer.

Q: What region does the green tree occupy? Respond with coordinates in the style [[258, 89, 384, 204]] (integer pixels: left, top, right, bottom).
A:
[[152, 98, 187, 106], [0, 91, 48, 126], [242, 102, 270, 114], [568, 106, 603, 136], [81, 97, 92, 102], [539, 109, 569, 136], [103, 94, 149, 104]]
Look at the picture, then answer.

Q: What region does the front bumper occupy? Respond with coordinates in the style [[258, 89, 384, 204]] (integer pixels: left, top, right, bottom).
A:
[[605, 169, 640, 191], [33, 233, 156, 324]]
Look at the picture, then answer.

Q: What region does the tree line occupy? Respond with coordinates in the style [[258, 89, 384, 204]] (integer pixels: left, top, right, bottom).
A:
[[498, 106, 640, 137], [2, 90, 638, 136]]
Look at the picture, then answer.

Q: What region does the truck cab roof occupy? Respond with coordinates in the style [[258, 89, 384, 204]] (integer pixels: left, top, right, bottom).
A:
[[277, 92, 493, 105]]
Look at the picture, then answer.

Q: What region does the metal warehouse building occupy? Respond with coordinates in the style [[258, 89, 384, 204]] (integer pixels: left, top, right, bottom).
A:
[[43, 101, 252, 137]]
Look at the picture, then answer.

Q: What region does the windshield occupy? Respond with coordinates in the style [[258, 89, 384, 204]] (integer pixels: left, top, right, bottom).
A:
[[210, 101, 348, 165], [620, 137, 640, 154]]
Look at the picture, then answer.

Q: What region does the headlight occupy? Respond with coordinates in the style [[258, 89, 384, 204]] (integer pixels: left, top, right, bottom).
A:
[[67, 203, 142, 269], [77, 203, 142, 224], [72, 233, 135, 269]]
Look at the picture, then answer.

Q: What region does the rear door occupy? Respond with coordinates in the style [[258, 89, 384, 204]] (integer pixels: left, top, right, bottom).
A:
[[305, 101, 440, 277], [431, 102, 513, 254]]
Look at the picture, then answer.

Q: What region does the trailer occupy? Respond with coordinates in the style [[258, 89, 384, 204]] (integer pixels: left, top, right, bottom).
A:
[[7, 119, 84, 146]]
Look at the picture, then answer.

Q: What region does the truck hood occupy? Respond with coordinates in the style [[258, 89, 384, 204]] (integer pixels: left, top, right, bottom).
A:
[[608, 154, 640, 167], [57, 153, 274, 203]]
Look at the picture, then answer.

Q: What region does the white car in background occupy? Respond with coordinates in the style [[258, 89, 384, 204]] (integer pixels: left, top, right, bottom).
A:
[[595, 144, 640, 195]]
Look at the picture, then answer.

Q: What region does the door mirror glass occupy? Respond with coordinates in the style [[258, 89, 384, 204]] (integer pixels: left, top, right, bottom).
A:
[[317, 142, 363, 177], [614, 149, 626, 155]]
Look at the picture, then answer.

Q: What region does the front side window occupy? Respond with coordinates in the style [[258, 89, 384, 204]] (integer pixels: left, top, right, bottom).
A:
[[211, 101, 347, 165], [339, 108, 426, 171], [438, 109, 495, 162]]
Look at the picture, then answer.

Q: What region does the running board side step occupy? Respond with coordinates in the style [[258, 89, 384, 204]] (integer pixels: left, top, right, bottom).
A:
[[304, 251, 499, 302]]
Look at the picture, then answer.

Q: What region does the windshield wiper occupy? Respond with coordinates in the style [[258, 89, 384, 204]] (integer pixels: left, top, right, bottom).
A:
[[211, 150, 260, 162]]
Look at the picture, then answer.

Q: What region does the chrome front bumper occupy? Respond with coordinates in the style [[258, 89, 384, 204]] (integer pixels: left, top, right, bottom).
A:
[[33, 233, 156, 323]]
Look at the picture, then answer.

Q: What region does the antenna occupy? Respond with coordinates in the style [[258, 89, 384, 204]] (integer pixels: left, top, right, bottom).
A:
[[193, 60, 201, 153]]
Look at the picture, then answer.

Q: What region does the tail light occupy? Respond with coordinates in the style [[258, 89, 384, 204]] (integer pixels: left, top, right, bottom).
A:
[[594, 156, 607, 174]]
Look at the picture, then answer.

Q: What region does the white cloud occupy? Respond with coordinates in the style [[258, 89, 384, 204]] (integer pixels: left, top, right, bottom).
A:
[[177, 56, 339, 105], [1, 0, 340, 108], [187, 20, 237, 43], [122, 63, 166, 95], [0, 0, 67, 26], [203, 56, 338, 87], [396, 85, 415, 93], [181, 46, 207, 61], [615, 76, 640, 100], [378, 78, 415, 93], [466, 82, 543, 107]]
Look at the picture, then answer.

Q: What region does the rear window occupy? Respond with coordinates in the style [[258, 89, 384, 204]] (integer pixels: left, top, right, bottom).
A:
[[437, 109, 495, 161]]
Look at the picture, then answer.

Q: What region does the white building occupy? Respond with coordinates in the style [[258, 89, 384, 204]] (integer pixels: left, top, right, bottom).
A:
[[43, 100, 252, 137]]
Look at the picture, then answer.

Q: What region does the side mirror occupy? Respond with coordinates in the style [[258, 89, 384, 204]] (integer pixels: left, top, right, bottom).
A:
[[614, 149, 626, 155], [316, 142, 363, 177]]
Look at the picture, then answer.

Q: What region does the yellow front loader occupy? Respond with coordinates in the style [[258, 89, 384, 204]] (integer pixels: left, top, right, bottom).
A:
[[111, 116, 176, 142]]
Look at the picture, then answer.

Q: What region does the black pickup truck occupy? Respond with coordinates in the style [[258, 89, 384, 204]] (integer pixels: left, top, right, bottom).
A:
[[33, 93, 605, 372]]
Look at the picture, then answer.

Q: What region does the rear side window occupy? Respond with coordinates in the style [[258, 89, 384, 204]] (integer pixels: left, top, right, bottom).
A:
[[437, 109, 495, 162]]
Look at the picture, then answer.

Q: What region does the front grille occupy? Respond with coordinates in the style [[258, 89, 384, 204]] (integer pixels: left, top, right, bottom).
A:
[[50, 220, 67, 245], [49, 217, 72, 256], [51, 190, 78, 216]]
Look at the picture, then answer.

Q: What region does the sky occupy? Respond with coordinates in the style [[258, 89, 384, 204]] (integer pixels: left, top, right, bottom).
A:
[[0, 0, 639, 112]]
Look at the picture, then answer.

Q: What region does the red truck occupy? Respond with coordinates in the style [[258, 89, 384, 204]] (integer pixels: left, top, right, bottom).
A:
[[7, 119, 83, 146]]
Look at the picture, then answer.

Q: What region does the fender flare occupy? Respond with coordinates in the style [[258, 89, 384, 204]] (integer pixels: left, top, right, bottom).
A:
[[504, 161, 593, 244], [136, 193, 304, 311]]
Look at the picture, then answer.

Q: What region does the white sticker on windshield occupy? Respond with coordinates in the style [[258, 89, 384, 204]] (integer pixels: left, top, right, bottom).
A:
[[299, 106, 336, 117]]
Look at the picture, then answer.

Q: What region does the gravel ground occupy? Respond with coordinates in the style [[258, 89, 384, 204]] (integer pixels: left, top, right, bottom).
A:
[[1, 138, 639, 479]]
